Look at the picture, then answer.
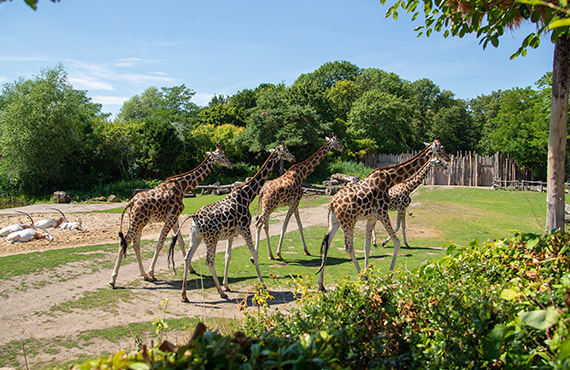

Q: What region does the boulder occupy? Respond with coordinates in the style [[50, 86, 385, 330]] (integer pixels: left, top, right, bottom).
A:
[[107, 195, 121, 202], [53, 191, 72, 204]]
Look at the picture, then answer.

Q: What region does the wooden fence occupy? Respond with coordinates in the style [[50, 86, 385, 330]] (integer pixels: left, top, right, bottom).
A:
[[363, 152, 533, 187]]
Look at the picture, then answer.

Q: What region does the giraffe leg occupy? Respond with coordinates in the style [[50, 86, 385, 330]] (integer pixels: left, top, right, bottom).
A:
[[382, 208, 402, 247], [148, 216, 177, 280], [203, 239, 227, 299], [263, 219, 274, 260], [242, 227, 264, 285], [317, 210, 340, 292], [372, 225, 378, 248], [223, 238, 233, 291], [183, 227, 201, 275], [344, 228, 361, 275], [401, 211, 410, 248], [364, 219, 375, 269], [294, 207, 310, 256], [181, 230, 202, 302], [276, 205, 295, 260], [173, 219, 187, 257], [109, 231, 132, 288], [132, 234, 153, 281], [378, 212, 401, 271]]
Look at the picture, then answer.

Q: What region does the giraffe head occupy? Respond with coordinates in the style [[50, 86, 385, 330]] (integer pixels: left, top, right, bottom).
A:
[[270, 142, 296, 163], [326, 133, 346, 153], [206, 145, 233, 169], [424, 138, 450, 162], [429, 157, 449, 171]]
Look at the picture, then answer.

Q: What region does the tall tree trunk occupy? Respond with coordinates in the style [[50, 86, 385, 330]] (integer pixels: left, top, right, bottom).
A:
[[546, 36, 570, 232]]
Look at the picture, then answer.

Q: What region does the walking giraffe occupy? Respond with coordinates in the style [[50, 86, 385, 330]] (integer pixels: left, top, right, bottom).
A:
[[255, 135, 345, 260], [317, 139, 449, 291], [173, 143, 295, 301], [108, 146, 232, 288], [372, 157, 449, 248]]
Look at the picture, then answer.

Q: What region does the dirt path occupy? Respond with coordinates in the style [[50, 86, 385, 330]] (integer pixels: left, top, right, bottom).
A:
[[0, 200, 330, 368]]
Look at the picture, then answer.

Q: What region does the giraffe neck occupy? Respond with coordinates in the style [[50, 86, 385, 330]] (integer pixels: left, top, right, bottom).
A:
[[397, 160, 434, 195], [164, 155, 215, 196], [370, 145, 432, 187], [237, 152, 280, 204], [288, 140, 333, 181]]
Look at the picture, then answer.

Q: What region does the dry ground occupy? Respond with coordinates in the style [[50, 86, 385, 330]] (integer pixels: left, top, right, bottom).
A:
[[0, 201, 330, 368]]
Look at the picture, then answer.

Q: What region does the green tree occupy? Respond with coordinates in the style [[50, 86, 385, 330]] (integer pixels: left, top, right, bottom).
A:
[[356, 68, 414, 100], [288, 61, 361, 123], [347, 90, 415, 157], [196, 104, 247, 127], [0, 65, 107, 195], [429, 102, 477, 154], [137, 115, 185, 179], [489, 87, 550, 176], [380, 0, 570, 231], [469, 91, 503, 155], [328, 80, 362, 121], [236, 102, 320, 163]]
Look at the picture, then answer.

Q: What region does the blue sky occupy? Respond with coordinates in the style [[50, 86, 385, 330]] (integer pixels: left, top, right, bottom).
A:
[[0, 0, 553, 118]]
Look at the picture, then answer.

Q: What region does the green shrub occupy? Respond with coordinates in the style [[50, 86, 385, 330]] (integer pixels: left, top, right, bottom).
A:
[[66, 230, 570, 369]]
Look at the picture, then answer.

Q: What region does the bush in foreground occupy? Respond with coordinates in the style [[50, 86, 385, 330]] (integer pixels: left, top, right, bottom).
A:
[[68, 230, 570, 369]]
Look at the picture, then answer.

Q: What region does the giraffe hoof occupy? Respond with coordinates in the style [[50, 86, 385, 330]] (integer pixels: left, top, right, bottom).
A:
[[249, 257, 256, 264], [143, 275, 154, 282], [189, 267, 197, 274], [223, 286, 232, 292], [181, 295, 190, 303], [220, 292, 229, 299], [109, 281, 116, 289], [304, 251, 311, 256], [318, 286, 327, 293]]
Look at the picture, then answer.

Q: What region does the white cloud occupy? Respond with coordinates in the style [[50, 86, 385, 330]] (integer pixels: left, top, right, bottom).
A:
[[69, 76, 114, 91], [119, 73, 177, 85], [116, 57, 145, 67], [92, 95, 129, 105]]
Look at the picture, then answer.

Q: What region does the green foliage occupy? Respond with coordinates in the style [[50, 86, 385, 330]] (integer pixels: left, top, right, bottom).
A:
[[347, 89, 416, 157], [488, 86, 550, 176], [73, 230, 570, 369], [380, 0, 568, 58], [197, 103, 247, 127], [429, 101, 478, 153], [0, 65, 107, 196]]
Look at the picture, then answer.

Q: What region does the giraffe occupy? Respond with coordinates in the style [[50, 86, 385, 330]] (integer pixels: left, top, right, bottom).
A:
[[372, 157, 449, 248], [254, 134, 345, 260], [108, 145, 232, 288], [173, 143, 295, 301], [317, 139, 449, 291]]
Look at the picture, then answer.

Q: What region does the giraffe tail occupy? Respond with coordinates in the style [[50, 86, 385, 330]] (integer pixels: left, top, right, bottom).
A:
[[118, 202, 132, 257], [168, 214, 195, 273], [316, 232, 331, 274]]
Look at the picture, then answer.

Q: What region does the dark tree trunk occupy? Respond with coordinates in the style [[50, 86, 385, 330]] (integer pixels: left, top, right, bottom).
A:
[[546, 35, 570, 232]]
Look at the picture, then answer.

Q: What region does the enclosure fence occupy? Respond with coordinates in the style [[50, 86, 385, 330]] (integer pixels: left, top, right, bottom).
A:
[[363, 151, 534, 187]]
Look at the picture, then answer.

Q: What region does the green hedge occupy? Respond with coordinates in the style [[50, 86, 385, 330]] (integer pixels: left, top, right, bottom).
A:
[[68, 230, 570, 369]]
